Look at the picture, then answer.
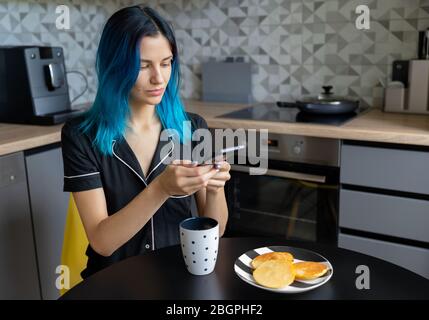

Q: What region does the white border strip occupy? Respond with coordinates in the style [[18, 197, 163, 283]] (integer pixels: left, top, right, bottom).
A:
[[64, 172, 100, 179]]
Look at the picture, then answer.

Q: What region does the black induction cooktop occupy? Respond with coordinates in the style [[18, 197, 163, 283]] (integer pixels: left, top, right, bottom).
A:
[[217, 103, 367, 126]]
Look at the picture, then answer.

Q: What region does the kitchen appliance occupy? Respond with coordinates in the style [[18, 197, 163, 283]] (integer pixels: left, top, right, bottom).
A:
[[391, 60, 409, 87], [276, 86, 360, 115], [218, 101, 366, 126], [0, 46, 84, 125], [384, 59, 429, 114], [201, 58, 253, 103], [418, 28, 429, 60], [222, 132, 340, 245]]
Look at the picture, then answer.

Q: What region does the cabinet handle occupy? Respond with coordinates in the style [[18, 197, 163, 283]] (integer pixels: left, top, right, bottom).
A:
[[230, 165, 326, 183]]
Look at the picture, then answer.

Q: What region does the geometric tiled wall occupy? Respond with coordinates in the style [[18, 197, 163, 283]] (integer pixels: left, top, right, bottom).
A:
[[1, 0, 428, 108], [131, 0, 429, 108]]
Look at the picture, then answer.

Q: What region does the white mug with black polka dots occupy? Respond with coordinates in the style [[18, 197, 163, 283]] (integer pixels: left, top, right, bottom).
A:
[[179, 217, 219, 275]]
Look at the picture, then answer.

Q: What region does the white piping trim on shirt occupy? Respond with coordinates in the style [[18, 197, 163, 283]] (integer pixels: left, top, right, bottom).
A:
[[151, 218, 155, 251], [64, 172, 100, 179], [112, 140, 148, 187], [146, 136, 175, 180]]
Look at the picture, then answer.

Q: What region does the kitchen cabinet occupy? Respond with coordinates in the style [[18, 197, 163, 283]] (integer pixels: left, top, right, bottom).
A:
[[339, 233, 429, 278], [0, 145, 69, 300], [339, 141, 429, 279], [0, 152, 40, 299], [25, 144, 69, 300], [340, 189, 429, 243], [340, 142, 429, 194]]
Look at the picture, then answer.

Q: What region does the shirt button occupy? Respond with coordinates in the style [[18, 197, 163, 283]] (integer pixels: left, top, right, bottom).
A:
[[145, 244, 150, 249]]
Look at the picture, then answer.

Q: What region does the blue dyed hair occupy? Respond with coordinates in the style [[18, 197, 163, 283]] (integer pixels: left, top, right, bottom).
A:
[[79, 5, 191, 156]]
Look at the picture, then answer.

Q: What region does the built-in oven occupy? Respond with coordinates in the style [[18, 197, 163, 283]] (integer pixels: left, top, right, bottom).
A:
[[223, 133, 340, 245]]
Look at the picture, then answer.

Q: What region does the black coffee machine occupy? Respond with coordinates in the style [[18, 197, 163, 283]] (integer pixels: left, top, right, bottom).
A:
[[0, 46, 85, 125]]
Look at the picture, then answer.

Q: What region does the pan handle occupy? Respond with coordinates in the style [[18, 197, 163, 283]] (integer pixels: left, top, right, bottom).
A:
[[276, 101, 297, 108]]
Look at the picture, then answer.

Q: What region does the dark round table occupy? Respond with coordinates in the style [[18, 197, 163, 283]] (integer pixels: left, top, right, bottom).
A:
[[60, 237, 429, 300]]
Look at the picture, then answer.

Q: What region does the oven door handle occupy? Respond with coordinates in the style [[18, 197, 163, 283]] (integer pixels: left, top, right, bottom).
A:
[[230, 165, 326, 183]]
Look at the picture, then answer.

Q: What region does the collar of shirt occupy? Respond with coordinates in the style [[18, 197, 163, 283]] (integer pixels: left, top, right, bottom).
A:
[[111, 135, 174, 185]]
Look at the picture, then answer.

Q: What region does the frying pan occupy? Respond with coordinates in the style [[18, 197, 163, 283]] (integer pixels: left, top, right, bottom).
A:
[[277, 86, 360, 115]]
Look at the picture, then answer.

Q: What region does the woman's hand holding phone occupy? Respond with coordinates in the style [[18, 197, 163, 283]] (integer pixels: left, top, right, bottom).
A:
[[205, 160, 231, 193], [155, 159, 219, 196], [202, 145, 242, 192]]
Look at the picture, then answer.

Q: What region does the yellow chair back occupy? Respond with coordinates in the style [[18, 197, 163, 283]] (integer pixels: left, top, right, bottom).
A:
[[60, 194, 88, 295]]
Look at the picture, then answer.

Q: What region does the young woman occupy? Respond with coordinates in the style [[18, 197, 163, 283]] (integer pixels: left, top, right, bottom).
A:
[[61, 5, 230, 279]]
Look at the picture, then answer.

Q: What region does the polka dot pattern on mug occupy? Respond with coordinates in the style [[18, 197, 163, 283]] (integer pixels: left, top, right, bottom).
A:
[[179, 217, 219, 276]]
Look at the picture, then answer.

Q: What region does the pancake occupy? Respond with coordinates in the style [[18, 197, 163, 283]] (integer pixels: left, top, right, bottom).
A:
[[253, 259, 295, 289], [251, 252, 294, 269], [293, 261, 328, 280]]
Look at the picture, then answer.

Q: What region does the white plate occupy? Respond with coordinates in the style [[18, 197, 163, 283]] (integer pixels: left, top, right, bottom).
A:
[[234, 245, 333, 294]]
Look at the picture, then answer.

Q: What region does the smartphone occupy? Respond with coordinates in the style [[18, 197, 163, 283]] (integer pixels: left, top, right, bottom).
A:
[[199, 144, 246, 168]]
